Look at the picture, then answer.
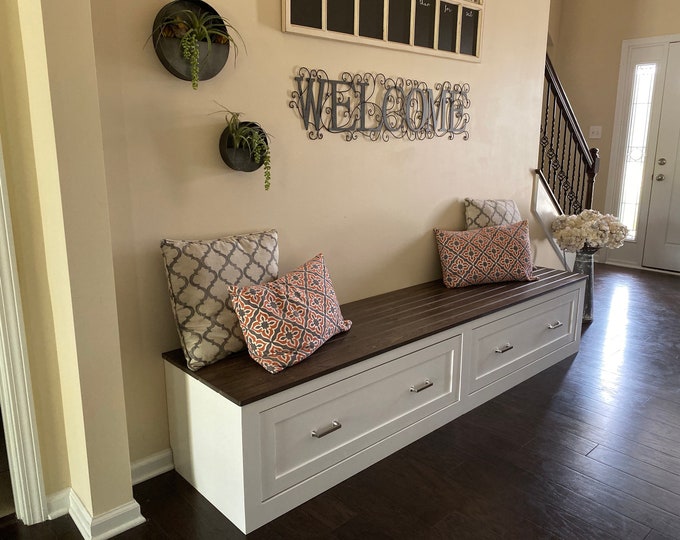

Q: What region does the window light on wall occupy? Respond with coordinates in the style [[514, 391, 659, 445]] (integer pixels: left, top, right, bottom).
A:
[[283, 0, 483, 61]]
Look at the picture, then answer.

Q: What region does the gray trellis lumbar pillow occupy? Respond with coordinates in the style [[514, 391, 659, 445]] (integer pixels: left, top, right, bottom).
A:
[[464, 198, 522, 230], [161, 230, 279, 371]]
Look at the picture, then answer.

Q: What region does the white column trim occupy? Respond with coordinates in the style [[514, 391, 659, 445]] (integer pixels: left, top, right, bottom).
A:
[[131, 448, 174, 486], [0, 135, 48, 524], [45, 450, 173, 533], [46, 488, 70, 520], [69, 490, 145, 540]]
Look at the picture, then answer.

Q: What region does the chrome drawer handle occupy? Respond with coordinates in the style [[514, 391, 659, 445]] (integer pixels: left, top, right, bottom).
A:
[[410, 379, 433, 393], [311, 420, 342, 439], [548, 321, 563, 329], [494, 343, 514, 354]]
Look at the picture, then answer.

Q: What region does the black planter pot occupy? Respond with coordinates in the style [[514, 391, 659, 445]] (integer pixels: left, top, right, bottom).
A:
[[152, 0, 230, 83], [219, 122, 267, 173]]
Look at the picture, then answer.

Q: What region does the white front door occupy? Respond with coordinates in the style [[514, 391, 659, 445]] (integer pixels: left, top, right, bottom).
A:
[[643, 42, 680, 271], [605, 36, 680, 272]]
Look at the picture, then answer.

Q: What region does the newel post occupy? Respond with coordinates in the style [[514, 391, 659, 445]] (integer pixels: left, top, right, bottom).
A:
[[585, 147, 600, 210]]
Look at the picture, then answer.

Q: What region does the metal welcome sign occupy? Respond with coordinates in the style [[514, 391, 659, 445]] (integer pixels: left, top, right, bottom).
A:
[[289, 67, 471, 142]]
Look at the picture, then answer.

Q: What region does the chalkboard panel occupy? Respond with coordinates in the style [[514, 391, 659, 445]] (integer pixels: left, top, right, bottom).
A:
[[290, 0, 322, 29], [328, 0, 355, 34], [388, 0, 411, 44], [359, 0, 384, 39], [414, 0, 436, 48], [460, 7, 479, 56], [437, 2, 458, 52], [284, 0, 482, 61]]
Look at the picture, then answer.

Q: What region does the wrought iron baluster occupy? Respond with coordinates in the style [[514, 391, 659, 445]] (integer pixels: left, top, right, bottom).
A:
[[565, 134, 574, 215], [540, 82, 551, 173], [548, 88, 558, 197], [539, 56, 599, 213]]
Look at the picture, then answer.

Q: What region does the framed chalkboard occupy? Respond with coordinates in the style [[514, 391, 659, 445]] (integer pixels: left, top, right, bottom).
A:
[[327, 0, 355, 34], [460, 7, 480, 55], [290, 0, 322, 29], [414, 0, 436, 48], [359, 0, 385, 39], [438, 2, 458, 52], [284, 0, 483, 61], [388, 0, 411, 44]]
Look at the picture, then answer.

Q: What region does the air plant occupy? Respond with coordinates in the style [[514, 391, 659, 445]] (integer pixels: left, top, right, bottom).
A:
[[154, 8, 243, 89]]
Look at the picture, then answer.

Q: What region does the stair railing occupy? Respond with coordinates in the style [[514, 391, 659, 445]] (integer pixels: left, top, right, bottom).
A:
[[538, 55, 599, 215]]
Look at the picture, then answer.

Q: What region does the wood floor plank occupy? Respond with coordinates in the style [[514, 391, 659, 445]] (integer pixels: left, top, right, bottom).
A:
[[521, 437, 680, 536], [486, 434, 680, 539], [448, 454, 635, 540], [433, 421, 651, 540], [588, 445, 680, 497], [533, 405, 680, 480], [497, 385, 680, 461], [506, 369, 680, 436]]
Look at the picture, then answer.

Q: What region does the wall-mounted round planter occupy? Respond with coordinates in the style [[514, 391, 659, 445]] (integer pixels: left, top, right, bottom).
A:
[[219, 122, 268, 172], [152, 0, 230, 83]]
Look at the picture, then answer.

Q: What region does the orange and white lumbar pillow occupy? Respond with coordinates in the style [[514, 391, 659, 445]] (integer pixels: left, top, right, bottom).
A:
[[229, 253, 352, 374]]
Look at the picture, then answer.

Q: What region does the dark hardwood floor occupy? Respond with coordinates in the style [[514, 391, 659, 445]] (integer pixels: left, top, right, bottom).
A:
[[2, 264, 679, 539]]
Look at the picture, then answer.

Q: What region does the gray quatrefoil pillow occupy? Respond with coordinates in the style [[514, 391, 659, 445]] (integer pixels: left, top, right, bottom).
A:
[[161, 230, 279, 371], [464, 198, 522, 230]]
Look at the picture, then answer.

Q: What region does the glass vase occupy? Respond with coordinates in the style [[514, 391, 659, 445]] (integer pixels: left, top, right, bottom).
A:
[[573, 247, 599, 322]]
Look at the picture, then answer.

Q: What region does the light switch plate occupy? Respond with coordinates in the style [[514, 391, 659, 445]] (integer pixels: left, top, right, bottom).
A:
[[589, 125, 602, 139]]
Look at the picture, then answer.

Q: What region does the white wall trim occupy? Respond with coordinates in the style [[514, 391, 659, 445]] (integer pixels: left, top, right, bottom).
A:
[[0, 136, 48, 525], [532, 172, 570, 271], [131, 448, 174, 486], [46, 449, 173, 530], [69, 489, 145, 540], [46, 488, 70, 520]]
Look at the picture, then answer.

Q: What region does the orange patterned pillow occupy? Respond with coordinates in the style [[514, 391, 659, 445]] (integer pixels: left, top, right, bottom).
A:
[[229, 253, 352, 374], [435, 220, 536, 288]]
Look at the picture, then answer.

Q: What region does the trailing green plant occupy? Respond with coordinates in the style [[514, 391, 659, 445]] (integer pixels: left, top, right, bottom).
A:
[[154, 8, 243, 89], [221, 108, 272, 191], [250, 131, 271, 191]]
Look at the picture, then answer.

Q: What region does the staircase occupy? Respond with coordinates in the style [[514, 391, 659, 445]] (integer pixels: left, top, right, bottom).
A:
[[535, 55, 600, 268]]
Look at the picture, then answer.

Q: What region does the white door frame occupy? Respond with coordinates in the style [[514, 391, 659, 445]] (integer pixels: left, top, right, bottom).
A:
[[0, 134, 48, 524], [604, 33, 680, 267]]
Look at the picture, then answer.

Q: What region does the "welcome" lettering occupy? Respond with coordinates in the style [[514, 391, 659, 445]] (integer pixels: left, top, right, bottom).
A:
[[290, 68, 471, 142]]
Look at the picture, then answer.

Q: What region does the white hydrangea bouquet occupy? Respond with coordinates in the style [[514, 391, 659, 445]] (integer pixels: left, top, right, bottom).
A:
[[551, 209, 628, 253]]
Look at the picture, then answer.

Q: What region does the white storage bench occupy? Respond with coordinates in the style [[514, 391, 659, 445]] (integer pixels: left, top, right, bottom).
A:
[[163, 267, 586, 534]]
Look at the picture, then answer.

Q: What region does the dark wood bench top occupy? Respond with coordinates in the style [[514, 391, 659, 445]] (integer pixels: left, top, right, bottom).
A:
[[163, 267, 585, 406]]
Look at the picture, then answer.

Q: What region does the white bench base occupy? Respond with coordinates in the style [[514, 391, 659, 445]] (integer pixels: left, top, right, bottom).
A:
[[165, 280, 584, 533]]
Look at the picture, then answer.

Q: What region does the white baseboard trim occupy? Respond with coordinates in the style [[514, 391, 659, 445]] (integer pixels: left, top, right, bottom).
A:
[[46, 488, 70, 519], [69, 490, 145, 540], [131, 448, 174, 485], [44, 450, 172, 533]]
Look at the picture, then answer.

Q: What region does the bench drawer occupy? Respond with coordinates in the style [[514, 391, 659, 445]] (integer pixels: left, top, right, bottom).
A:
[[468, 289, 579, 393], [259, 334, 462, 500]]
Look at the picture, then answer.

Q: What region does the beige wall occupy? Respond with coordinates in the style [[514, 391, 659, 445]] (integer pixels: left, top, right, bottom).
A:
[[547, 0, 563, 51], [550, 0, 680, 211], [88, 0, 559, 463], [1, 0, 560, 501], [0, 0, 136, 518], [40, 0, 135, 516], [0, 0, 70, 496]]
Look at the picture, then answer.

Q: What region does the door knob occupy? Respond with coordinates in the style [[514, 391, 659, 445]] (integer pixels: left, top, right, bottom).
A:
[[658, 157, 667, 165], [656, 174, 665, 181]]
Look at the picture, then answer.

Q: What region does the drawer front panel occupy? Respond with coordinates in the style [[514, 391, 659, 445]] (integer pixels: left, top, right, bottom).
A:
[[259, 335, 462, 500], [468, 290, 578, 393]]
